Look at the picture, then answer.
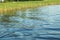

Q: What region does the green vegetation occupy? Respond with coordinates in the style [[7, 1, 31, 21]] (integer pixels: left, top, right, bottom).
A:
[[0, 0, 60, 15], [4, 0, 60, 1]]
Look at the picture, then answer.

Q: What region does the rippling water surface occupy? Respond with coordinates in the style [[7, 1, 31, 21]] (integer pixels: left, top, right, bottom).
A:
[[0, 5, 60, 40]]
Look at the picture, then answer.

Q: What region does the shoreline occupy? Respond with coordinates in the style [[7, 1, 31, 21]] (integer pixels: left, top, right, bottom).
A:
[[0, 1, 60, 15]]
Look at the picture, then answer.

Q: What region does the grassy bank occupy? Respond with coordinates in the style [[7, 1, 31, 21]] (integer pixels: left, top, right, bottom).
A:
[[0, 1, 60, 15]]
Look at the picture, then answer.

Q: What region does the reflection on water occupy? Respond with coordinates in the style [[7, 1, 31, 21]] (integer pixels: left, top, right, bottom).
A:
[[0, 5, 60, 40]]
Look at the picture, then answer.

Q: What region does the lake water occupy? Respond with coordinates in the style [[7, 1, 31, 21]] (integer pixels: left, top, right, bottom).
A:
[[0, 5, 60, 40]]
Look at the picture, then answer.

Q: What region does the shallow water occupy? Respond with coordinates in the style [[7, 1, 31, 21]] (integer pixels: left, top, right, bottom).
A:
[[0, 5, 60, 40]]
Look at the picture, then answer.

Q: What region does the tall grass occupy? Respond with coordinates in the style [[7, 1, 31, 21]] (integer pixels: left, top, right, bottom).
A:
[[0, 1, 60, 15]]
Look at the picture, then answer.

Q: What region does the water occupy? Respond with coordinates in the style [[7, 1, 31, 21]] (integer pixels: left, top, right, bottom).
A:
[[0, 5, 60, 40]]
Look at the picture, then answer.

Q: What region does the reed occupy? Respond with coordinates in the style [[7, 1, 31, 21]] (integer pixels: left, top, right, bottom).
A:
[[0, 1, 60, 15]]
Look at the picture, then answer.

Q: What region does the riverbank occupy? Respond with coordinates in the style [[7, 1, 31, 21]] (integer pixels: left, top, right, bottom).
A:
[[0, 1, 60, 15]]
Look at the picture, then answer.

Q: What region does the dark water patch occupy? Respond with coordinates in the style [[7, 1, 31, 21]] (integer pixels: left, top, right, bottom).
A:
[[44, 28, 60, 31]]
